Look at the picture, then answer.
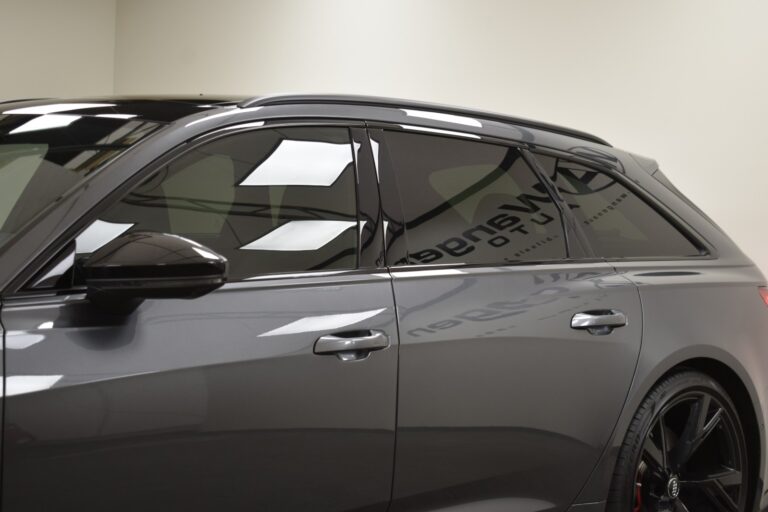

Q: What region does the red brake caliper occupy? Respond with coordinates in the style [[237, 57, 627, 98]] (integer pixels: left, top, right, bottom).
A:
[[633, 482, 643, 512]]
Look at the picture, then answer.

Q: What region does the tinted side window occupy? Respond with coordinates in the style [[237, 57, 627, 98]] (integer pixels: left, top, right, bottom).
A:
[[535, 154, 701, 258], [384, 130, 566, 265], [74, 127, 358, 281]]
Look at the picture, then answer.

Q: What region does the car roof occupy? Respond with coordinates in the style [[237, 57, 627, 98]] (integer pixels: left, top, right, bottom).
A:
[[239, 94, 611, 146], [0, 94, 610, 147]]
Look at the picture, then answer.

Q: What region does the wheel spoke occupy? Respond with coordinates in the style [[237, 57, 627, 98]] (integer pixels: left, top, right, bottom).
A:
[[670, 395, 717, 470], [701, 479, 740, 512], [643, 428, 666, 472], [673, 498, 692, 512], [658, 413, 670, 470], [682, 466, 742, 487]]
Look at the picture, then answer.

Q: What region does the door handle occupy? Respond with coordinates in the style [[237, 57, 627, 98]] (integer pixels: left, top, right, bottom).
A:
[[571, 310, 627, 335], [314, 330, 390, 361]]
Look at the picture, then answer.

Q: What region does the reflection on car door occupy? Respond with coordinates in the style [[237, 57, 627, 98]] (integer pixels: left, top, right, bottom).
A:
[[374, 127, 643, 512], [1, 124, 398, 511], [389, 264, 641, 511]]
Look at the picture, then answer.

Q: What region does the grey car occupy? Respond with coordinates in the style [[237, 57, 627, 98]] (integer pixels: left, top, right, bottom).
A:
[[0, 94, 766, 512]]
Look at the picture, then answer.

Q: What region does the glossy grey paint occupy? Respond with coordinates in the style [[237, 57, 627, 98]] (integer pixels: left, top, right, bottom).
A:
[[387, 264, 642, 511], [2, 273, 398, 511], [570, 157, 768, 512], [0, 96, 767, 511]]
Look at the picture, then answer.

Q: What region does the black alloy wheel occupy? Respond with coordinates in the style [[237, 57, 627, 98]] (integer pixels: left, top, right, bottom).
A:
[[609, 372, 749, 512]]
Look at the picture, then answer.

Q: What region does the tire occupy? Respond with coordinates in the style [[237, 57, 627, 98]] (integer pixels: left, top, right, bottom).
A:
[[607, 371, 750, 512]]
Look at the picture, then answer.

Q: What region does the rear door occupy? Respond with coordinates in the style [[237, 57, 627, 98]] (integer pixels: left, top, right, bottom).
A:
[[1, 123, 397, 511], [373, 127, 643, 512]]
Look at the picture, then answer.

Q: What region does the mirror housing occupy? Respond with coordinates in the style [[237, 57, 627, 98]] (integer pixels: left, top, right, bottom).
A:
[[83, 232, 228, 301]]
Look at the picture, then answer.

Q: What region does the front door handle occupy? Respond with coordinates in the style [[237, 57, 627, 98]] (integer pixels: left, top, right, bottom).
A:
[[571, 310, 627, 335], [314, 330, 390, 361]]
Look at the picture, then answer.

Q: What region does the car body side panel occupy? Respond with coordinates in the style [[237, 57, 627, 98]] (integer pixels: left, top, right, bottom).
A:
[[629, 262, 768, 510], [1, 274, 398, 511], [388, 263, 642, 512], [568, 150, 768, 510], [572, 258, 768, 510]]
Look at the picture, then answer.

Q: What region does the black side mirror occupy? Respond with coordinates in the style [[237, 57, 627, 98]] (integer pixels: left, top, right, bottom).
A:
[[83, 231, 228, 301]]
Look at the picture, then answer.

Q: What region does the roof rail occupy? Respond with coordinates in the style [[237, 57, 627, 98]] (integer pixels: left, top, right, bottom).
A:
[[238, 94, 610, 146]]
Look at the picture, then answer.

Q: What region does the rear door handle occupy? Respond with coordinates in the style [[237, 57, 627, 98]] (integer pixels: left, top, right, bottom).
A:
[[314, 330, 390, 361], [571, 310, 627, 335]]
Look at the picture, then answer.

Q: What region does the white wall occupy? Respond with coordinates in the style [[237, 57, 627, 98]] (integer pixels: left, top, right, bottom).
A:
[[5, 0, 768, 272], [112, 0, 768, 272], [0, 0, 116, 98]]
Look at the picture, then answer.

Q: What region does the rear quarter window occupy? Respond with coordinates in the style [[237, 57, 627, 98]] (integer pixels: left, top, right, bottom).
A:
[[534, 154, 703, 259]]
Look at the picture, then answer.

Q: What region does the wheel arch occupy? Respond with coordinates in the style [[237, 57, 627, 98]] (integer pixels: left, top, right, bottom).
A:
[[572, 348, 766, 510], [671, 357, 763, 512]]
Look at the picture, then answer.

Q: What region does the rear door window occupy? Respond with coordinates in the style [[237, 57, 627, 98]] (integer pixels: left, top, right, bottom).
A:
[[382, 130, 566, 266]]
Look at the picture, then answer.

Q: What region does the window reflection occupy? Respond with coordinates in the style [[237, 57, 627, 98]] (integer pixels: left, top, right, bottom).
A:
[[241, 139, 353, 187], [0, 114, 163, 255], [65, 120, 159, 172], [535, 155, 701, 258], [384, 130, 566, 266], [242, 220, 357, 251], [70, 127, 359, 281], [0, 145, 46, 226], [76, 219, 135, 254], [32, 249, 75, 289]]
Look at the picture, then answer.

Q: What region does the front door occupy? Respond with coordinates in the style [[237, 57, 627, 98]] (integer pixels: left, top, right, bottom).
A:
[[1, 124, 398, 511]]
